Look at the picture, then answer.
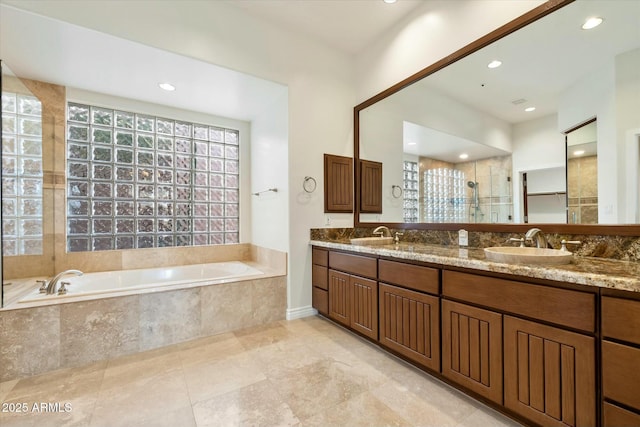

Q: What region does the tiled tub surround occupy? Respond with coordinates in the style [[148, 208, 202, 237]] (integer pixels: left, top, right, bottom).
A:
[[310, 230, 640, 293], [0, 245, 286, 382]]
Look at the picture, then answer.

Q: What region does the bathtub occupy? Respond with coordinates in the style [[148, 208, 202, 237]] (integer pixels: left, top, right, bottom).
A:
[[19, 261, 264, 303]]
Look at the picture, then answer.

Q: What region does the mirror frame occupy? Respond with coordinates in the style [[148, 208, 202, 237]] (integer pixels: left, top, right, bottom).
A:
[[354, 0, 640, 236]]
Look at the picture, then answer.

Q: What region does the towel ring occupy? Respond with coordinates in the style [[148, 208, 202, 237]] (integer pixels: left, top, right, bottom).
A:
[[303, 176, 317, 193], [391, 185, 403, 198]]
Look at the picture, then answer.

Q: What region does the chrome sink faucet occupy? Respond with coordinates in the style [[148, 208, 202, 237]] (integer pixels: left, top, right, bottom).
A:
[[46, 269, 83, 295], [372, 226, 392, 238], [525, 228, 548, 249]]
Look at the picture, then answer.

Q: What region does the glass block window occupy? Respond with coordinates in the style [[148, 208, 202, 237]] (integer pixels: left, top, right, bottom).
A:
[[66, 103, 240, 252], [2, 91, 43, 255]]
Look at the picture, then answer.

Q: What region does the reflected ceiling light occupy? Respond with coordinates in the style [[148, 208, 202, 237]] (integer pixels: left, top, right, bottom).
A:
[[407, 141, 416, 146], [574, 150, 585, 156], [459, 153, 469, 159], [487, 60, 502, 69], [525, 106, 536, 112], [158, 82, 176, 91], [582, 17, 603, 30]]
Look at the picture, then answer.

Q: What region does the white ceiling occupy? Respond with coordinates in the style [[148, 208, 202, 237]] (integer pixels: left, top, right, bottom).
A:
[[0, 5, 288, 122], [0, 1, 426, 121], [225, 0, 426, 55]]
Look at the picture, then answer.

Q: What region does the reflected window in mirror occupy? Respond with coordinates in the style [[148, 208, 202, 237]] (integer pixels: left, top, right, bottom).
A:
[[66, 103, 240, 252], [2, 89, 43, 255]]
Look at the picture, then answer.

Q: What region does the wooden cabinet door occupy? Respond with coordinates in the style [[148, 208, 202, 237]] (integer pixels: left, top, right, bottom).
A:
[[324, 154, 353, 213], [379, 283, 440, 371], [360, 159, 382, 213], [350, 275, 378, 340], [504, 316, 596, 427], [442, 300, 503, 404], [328, 270, 350, 327]]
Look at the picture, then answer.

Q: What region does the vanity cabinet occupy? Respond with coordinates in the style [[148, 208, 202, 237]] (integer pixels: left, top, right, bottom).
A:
[[311, 245, 612, 427], [328, 251, 378, 340], [378, 260, 440, 371], [443, 270, 596, 426], [311, 248, 329, 315], [601, 295, 640, 426]]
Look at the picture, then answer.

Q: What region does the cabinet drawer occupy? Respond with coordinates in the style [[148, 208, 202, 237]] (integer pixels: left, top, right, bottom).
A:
[[602, 297, 640, 345], [603, 402, 640, 427], [312, 287, 328, 316], [443, 270, 595, 332], [379, 260, 439, 295], [312, 265, 328, 290], [329, 251, 377, 279], [602, 341, 640, 410], [312, 247, 328, 266]]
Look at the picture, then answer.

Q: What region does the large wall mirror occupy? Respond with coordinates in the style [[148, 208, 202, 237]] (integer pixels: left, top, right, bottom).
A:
[[355, 0, 640, 235]]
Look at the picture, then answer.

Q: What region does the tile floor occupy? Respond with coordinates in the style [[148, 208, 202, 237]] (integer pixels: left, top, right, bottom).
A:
[[0, 316, 523, 427]]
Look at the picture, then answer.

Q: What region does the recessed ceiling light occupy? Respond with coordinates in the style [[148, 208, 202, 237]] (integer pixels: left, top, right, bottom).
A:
[[525, 107, 536, 112], [459, 153, 469, 159], [487, 60, 502, 69], [383, 0, 397, 3], [574, 150, 585, 156], [582, 17, 603, 30], [158, 82, 176, 91]]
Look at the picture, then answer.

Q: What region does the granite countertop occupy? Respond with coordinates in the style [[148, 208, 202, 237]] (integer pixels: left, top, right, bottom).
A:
[[310, 240, 640, 293]]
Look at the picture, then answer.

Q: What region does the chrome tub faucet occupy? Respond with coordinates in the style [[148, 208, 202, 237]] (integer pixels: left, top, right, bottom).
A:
[[46, 269, 83, 295]]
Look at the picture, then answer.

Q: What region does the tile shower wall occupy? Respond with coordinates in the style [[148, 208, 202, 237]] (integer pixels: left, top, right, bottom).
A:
[[0, 275, 286, 381], [568, 155, 598, 224]]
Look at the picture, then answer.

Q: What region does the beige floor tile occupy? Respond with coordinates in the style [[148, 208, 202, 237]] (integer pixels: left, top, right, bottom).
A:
[[233, 321, 294, 350], [269, 358, 372, 420], [371, 375, 482, 427], [178, 332, 246, 368], [183, 352, 266, 404], [101, 347, 183, 391], [301, 391, 412, 427], [90, 405, 196, 427], [455, 407, 523, 427], [0, 316, 526, 427], [192, 379, 299, 427], [91, 369, 191, 427], [0, 379, 19, 402]]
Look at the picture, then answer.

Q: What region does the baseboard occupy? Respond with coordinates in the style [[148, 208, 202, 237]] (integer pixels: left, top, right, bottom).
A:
[[286, 305, 318, 320]]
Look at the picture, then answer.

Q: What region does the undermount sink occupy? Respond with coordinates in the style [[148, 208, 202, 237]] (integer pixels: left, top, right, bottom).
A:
[[484, 246, 573, 265], [350, 236, 393, 246]]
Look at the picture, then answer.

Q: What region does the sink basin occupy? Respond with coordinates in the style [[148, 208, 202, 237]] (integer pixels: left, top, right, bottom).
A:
[[350, 237, 393, 246], [484, 247, 572, 265]]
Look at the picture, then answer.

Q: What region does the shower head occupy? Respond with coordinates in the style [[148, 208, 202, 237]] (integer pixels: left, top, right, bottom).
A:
[[467, 181, 477, 188]]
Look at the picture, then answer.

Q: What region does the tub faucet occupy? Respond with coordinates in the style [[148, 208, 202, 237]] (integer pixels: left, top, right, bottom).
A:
[[525, 228, 548, 249], [46, 270, 83, 295], [373, 226, 391, 238]]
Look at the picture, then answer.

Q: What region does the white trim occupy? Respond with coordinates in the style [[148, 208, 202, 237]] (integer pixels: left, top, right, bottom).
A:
[[286, 306, 317, 320], [625, 129, 640, 223]]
